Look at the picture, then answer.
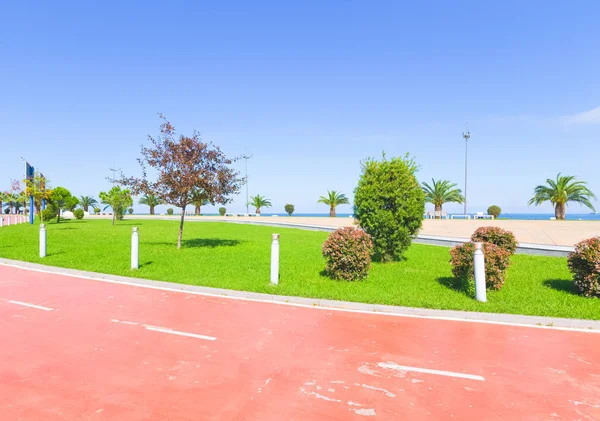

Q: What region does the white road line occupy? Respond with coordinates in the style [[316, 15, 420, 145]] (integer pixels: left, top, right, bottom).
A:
[[111, 319, 216, 341], [144, 326, 216, 341], [377, 362, 485, 382], [2, 262, 599, 334], [7, 300, 53, 311]]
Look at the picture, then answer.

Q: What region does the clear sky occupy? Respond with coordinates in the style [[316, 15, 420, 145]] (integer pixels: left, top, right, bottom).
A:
[[2, 1, 599, 215]]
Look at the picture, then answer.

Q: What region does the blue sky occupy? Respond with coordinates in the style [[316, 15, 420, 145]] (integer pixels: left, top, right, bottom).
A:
[[1, 1, 599, 215]]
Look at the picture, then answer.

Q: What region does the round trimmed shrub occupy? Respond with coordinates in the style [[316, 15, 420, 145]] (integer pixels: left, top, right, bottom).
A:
[[73, 209, 84, 219], [567, 237, 600, 297], [487, 205, 501, 218], [40, 208, 58, 222], [128, 208, 134, 215], [219, 207, 226, 216], [450, 242, 512, 292], [284, 204, 295, 216], [471, 226, 518, 255], [93, 207, 101, 215], [167, 208, 174, 215], [354, 154, 425, 262], [322, 227, 374, 281]]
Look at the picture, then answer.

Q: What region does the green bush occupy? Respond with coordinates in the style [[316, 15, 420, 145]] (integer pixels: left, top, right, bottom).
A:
[[73, 209, 84, 219], [40, 207, 58, 222], [128, 208, 134, 215], [567, 237, 600, 297], [471, 226, 518, 255], [167, 208, 174, 215], [353, 154, 425, 262], [450, 242, 512, 292], [284, 204, 295, 216], [487, 205, 501, 218], [219, 207, 226, 216], [93, 207, 101, 215], [322, 227, 374, 281]]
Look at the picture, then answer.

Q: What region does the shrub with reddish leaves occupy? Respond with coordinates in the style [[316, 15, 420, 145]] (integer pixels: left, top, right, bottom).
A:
[[322, 227, 374, 281], [568, 237, 600, 297], [450, 242, 512, 292], [471, 226, 518, 255]]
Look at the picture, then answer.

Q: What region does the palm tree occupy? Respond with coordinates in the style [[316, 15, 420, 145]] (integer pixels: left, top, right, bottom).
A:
[[421, 179, 465, 218], [528, 173, 596, 220], [0, 191, 5, 213], [139, 193, 162, 215], [248, 194, 271, 214], [318, 190, 350, 217], [193, 197, 209, 215], [79, 196, 98, 213]]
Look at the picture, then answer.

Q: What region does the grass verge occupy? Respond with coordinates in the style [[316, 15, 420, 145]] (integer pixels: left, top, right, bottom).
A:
[[0, 218, 597, 319]]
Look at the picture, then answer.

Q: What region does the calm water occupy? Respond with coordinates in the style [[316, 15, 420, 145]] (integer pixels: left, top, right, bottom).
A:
[[134, 212, 600, 221]]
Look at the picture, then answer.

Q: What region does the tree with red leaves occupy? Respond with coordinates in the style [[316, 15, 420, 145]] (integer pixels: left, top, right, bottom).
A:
[[119, 115, 242, 249]]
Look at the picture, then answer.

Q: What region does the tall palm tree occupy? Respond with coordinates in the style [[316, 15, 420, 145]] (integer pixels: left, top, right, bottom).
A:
[[248, 194, 271, 214], [0, 191, 5, 213], [421, 179, 464, 217], [193, 197, 209, 216], [139, 193, 162, 215], [79, 196, 98, 213], [528, 173, 596, 220], [318, 190, 350, 217]]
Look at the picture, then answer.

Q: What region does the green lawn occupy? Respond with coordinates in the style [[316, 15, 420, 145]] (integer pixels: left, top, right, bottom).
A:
[[0, 219, 597, 319]]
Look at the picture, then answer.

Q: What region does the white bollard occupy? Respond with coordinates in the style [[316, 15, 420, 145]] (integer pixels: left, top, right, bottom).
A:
[[40, 224, 47, 258], [131, 227, 139, 270], [7, 215, 11, 227], [270, 233, 280, 285], [474, 242, 486, 302], [0, 215, 3, 228]]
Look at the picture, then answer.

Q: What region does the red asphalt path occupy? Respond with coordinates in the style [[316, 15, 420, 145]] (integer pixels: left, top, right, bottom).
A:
[[0, 264, 599, 420]]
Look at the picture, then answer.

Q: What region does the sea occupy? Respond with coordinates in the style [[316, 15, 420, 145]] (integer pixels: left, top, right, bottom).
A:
[[188, 212, 600, 221]]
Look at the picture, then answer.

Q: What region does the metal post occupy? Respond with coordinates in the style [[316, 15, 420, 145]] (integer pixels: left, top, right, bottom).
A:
[[474, 242, 486, 302], [40, 224, 47, 258], [270, 233, 280, 284], [29, 196, 34, 224], [462, 128, 470, 216], [42, 198, 46, 211], [131, 227, 139, 270]]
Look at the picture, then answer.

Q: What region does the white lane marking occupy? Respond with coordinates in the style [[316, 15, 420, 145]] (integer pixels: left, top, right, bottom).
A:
[[3, 262, 599, 334], [6, 300, 53, 311], [378, 362, 485, 382], [355, 383, 396, 397], [110, 319, 216, 341], [145, 326, 216, 341]]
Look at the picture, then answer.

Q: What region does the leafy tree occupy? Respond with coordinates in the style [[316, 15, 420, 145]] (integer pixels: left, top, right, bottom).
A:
[[139, 193, 162, 215], [66, 196, 79, 212], [79, 196, 98, 213], [528, 173, 596, 220], [284, 203, 295, 216], [421, 178, 464, 217], [354, 154, 425, 262], [99, 186, 133, 225], [487, 205, 501, 218], [119, 115, 242, 248], [48, 187, 75, 223], [318, 190, 350, 217], [24, 172, 52, 218], [248, 194, 271, 214]]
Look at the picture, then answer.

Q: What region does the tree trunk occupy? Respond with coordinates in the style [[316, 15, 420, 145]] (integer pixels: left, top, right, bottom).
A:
[[555, 203, 566, 220], [195, 204, 200, 216], [177, 205, 186, 249], [112, 212, 115, 226], [57, 211, 61, 223], [435, 204, 442, 219], [330, 206, 336, 217], [256, 207, 260, 214], [150, 205, 155, 216], [84, 205, 89, 212]]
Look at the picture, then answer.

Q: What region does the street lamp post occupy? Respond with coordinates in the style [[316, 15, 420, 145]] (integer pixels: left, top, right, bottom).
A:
[[241, 154, 252, 215], [462, 128, 471, 216]]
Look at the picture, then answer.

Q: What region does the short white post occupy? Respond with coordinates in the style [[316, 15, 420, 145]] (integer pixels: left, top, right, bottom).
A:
[[0, 215, 3, 228], [474, 242, 486, 302], [270, 233, 280, 285], [7, 215, 11, 227], [131, 227, 139, 270], [40, 224, 47, 258]]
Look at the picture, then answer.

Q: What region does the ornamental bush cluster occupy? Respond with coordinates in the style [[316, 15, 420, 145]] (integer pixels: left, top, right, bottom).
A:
[[471, 226, 518, 255], [567, 237, 600, 297], [322, 227, 374, 281], [487, 205, 501, 218], [73, 208, 84, 219], [219, 207, 226, 216], [450, 226, 517, 293], [450, 242, 512, 292]]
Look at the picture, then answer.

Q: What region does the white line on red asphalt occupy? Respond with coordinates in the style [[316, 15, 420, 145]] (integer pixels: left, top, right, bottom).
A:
[[111, 319, 216, 341], [5, 300, 53, 311], [378, 362, 485, 381]]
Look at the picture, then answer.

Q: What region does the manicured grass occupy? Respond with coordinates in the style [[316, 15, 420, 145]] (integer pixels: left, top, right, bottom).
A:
[[1, 219, 598, 319]]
